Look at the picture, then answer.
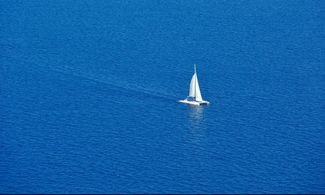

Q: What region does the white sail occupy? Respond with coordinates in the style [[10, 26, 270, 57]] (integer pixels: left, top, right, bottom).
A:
[[189, 73, 196, 97], [194, 74, 203, 101], [188, 64, 203, 101]]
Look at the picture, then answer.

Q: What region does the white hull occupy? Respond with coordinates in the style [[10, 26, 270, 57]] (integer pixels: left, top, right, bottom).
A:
[[178, 99, 210, 106]]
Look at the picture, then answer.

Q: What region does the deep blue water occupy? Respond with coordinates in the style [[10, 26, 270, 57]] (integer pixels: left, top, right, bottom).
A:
[[1, 0, 324, 193]]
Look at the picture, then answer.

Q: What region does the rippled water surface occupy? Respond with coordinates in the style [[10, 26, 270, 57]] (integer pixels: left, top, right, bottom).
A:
[[1, 0, 324, 193]]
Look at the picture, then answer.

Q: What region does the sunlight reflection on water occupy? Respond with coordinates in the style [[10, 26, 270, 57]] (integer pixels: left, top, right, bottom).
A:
[[188, 105, 204, 125], [186, 105, 207, 145]]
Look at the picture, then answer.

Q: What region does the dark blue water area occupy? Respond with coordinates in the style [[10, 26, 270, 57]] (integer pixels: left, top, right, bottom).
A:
[[1, 0, 324, 193]]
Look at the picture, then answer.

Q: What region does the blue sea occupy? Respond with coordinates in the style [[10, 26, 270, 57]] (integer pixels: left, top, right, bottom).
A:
[[1, 0, 324, 193]]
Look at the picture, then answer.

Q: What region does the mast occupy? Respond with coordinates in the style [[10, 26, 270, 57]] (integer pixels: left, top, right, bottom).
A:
[[194, 64, 196, 100]]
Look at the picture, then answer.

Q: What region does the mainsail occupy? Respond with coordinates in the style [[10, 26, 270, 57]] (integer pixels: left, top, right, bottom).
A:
[[188, 64, 203, 101]]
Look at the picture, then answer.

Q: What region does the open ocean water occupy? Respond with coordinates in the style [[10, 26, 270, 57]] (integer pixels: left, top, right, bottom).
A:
[[1, 0, 324, 193]]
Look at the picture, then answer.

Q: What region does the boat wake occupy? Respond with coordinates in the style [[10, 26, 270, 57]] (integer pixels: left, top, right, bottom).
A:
[[3, 56, 178, 103]]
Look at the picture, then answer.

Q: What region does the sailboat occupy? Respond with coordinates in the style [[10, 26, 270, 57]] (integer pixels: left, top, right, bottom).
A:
[[179, 64, 210, 106]]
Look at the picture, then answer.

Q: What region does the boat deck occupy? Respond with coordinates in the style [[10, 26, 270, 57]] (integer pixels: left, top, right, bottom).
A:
[[178, 99, 210, 106]]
